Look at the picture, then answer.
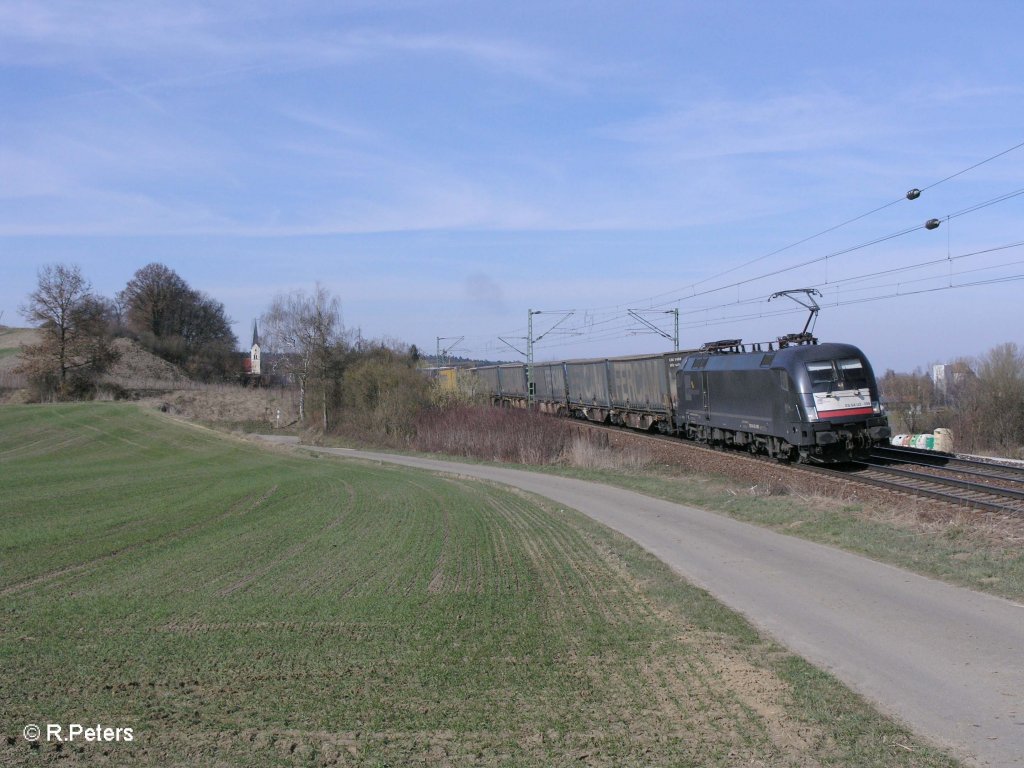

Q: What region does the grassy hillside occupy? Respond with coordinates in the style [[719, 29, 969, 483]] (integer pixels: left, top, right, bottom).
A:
[[0, 326, 188, 384], [0, 404, 958, 767], [0, 327, 37, 372]]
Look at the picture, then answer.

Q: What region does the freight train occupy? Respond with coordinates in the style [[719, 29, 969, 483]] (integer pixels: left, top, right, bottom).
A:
[[472, 338, 891, 463]]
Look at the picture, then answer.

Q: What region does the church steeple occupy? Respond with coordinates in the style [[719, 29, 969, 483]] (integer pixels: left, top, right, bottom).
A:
[[250, 320, 261, 376]]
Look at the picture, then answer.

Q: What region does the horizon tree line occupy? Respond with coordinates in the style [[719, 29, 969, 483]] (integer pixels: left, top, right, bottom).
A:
[[16, 262, 237, 399]]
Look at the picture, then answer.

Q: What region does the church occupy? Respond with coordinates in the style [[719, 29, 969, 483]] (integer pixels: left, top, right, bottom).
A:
[[244, 321, 261, 376]]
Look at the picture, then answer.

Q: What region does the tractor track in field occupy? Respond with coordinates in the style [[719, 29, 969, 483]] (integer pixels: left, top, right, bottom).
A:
[[0, 484, 281, 598]]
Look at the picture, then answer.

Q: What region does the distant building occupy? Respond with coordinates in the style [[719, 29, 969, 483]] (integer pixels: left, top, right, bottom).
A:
[[932, 361, 973, 401], [249, 321, 261, 376]]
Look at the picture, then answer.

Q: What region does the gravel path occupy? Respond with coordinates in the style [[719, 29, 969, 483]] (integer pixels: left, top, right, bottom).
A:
[[257, 435, 1024, 767]]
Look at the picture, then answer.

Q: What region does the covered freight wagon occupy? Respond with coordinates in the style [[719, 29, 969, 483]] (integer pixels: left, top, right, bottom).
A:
[[472, 364, 528, 408], [565, 358, 612, 422], [564, 352, 686, 431], [473, 365, 501, 400], [606, 352, 685, 431], [532, 362, 568, 415]]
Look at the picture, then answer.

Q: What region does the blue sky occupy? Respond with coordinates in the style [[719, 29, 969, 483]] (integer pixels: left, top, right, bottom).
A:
[[2, 1, 1023, 372]]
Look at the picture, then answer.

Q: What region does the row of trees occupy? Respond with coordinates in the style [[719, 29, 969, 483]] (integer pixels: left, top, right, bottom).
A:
[[259, 285, 431, 437], [880, 342, 1024, 456], [17, 262, 238, 399]]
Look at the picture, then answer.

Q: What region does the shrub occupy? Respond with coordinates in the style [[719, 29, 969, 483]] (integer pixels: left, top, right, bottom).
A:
[[337, 356, 432, 440], [413, 405, 573, 464]]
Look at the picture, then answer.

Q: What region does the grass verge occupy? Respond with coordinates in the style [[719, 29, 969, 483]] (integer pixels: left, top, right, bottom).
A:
[[537, 463, 1024, 602]]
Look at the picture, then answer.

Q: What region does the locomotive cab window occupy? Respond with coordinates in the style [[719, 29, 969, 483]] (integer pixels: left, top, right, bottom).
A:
[[805, 362, 835, 392], [806, 359, 869, 393], [837, 358, 869, 390]]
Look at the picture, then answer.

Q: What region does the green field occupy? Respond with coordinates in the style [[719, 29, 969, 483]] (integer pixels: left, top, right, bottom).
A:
[[0, 404, 958, 767]]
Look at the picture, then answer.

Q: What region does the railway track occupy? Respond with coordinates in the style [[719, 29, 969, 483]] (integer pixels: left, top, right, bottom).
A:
[[826, 462, 1024, 515], [840, 446, 1024, 515], [870, 444, 1024, 483], [573, 419, 1024, 516]]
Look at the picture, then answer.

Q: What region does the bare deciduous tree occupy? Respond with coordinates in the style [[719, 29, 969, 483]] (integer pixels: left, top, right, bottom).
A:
[[260, 285, 344, 430], [18, 264, 118, 398], [879, 368, 936, 433], [959, 343, 1024, 453]]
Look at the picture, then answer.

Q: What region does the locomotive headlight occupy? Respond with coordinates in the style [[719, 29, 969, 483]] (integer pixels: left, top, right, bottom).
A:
[[805, 406, 819, 422], [872, 402, 882, 415]]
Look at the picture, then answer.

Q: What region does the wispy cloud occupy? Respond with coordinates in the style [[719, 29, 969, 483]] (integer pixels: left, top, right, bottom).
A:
[[0, 1, 222, 63], [0, 2, 575, 88], [607, 91, 884, 160]]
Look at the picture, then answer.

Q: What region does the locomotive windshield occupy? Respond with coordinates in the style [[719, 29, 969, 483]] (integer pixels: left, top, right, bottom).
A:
[[805, 358, 870, 393]]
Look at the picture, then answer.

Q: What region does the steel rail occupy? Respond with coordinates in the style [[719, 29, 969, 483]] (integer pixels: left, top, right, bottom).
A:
[[848, 460, 1024, 508], [795, 463, 1024, 515], [871, 445, 1024, 481], [864, 452, 1024, 490]]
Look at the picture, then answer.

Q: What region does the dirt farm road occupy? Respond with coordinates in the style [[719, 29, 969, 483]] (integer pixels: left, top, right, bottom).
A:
[[258, 437, 1024, 767]]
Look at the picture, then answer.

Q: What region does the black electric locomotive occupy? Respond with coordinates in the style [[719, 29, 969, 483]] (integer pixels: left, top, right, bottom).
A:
[[677, 340, 890, 462]]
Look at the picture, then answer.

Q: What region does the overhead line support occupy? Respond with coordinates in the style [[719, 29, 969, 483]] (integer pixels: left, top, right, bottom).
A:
[[526, 309, 576, 406], [435, 336, 464, 368], [627, 308, 680, 351]]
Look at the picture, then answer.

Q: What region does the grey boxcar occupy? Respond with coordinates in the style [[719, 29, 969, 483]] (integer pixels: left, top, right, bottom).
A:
[[473, 366, 500, 400], [496, 363, 529, 406], [606, 352, 685, 431], [532, 362, 568, 415], [565, 359, 611, 422]]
